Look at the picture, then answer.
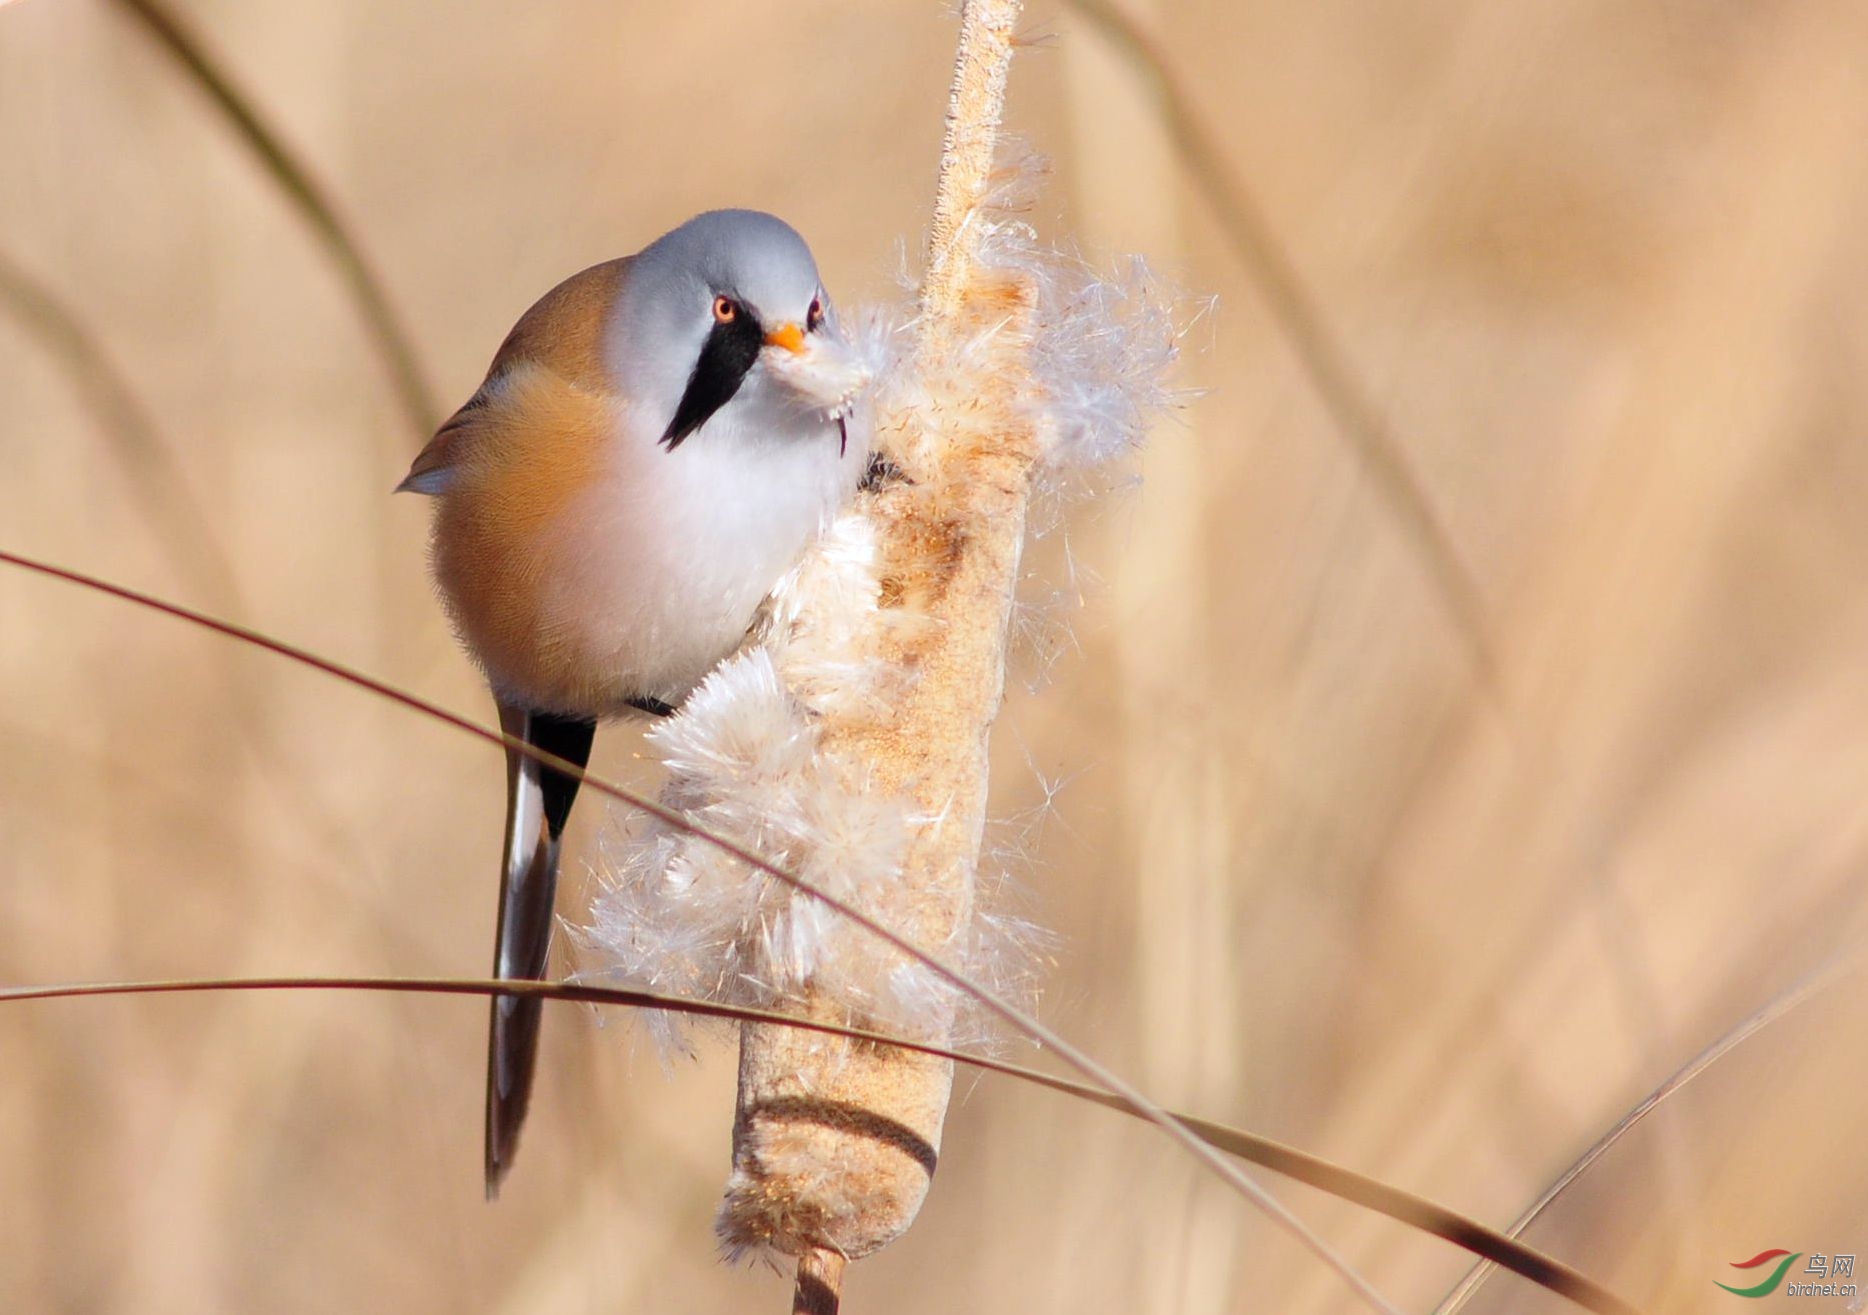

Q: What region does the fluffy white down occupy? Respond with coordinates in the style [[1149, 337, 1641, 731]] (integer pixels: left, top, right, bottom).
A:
[[576, 188, 1190, 1048]]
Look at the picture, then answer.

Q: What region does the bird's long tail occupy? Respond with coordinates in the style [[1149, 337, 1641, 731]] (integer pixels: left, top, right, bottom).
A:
[[485, 702, 595, 1198]]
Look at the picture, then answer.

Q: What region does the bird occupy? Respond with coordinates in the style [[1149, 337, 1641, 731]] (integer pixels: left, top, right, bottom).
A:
[[396, 210, 869, 1195]]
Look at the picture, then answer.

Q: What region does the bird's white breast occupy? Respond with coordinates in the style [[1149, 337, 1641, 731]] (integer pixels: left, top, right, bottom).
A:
[[536, 392, 860, 709]]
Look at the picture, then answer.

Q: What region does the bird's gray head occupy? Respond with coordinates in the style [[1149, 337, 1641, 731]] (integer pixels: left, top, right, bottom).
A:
[[612, 209, 865, 451]]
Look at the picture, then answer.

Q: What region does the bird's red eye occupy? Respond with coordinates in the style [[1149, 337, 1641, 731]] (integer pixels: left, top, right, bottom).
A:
[[713, 295, 738, 324], [806, 296, 824, 331]]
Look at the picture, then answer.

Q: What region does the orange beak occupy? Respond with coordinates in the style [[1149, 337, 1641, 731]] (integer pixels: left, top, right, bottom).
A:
[[763, 322, 807, 355]]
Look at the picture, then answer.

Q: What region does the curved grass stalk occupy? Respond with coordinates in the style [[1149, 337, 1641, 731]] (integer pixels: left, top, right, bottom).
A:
[[106, 0, 439, 439], [1434, 958, 1851, 1314], [0, 545, 1405, 1313], [0, 549, 1650, 1314], [1062, 0, 1499, 691], [0, 972, 1643, 1315]]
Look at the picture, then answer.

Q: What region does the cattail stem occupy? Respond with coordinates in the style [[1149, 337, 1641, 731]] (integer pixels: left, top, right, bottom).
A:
[[792, 1246, 847, 1315]]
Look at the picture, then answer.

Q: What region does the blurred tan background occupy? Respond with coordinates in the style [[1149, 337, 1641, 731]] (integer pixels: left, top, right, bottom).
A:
[[4, 1, 1868, 1312]]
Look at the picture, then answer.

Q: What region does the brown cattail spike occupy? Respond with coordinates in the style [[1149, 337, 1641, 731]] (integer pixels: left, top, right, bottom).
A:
[[719, 0, 1033, 1283]]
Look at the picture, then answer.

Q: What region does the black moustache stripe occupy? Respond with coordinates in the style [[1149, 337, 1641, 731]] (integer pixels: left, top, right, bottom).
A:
[[661, 311, 763, 450]]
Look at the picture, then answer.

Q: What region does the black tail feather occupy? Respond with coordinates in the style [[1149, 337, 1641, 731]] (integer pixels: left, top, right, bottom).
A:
[[485, 704, 595, 1197]]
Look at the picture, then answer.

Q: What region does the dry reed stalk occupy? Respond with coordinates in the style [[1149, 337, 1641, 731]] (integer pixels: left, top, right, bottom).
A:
[[1062, 0, 1498, 690], [1060, 0, 1235, 1111], [0, 968, 1649, 1315], [109, 0, 438, 442], [716, 0, 1032, 1298], [1060, 12, 1243, 1310], [0, 249, 243, 614], [0, 536, 1646, 1313]]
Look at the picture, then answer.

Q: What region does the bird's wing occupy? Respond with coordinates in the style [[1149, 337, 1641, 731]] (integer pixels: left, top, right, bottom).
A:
[[395, 257, 633, 497], [394, 402, 479, 495]]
